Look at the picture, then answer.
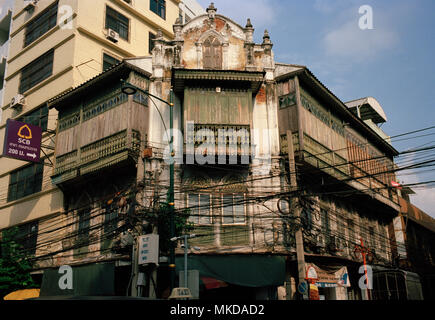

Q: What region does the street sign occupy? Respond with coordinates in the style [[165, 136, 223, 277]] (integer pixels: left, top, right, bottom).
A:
[[2, 119, 42, 163], [305, 266, 318, 283], [297, 281, 308, 295], [138, 234, 159, 265]]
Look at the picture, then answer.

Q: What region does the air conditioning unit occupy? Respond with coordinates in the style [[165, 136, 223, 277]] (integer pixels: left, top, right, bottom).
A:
[[24, 0, 38, 12], [10, 94, 25, 109], [106, 28, 119, 43]]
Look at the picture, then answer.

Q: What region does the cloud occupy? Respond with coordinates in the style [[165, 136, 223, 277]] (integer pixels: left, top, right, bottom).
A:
[[313, 0, 349, 14], [198, 0, 277, 29], [318, 2, 408, 62], [323, 18, 399, 61]]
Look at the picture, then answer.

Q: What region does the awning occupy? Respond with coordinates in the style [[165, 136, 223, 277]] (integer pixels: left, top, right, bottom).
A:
[[40, 263, 115, 297], [172, 69, 265, 94], [3, 288, 40, 300], [175, 255, 286, 288]]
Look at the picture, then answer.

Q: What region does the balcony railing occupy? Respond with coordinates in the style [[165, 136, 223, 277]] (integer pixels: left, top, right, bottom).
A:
[[281, 132, 395, 203], [52, 130, 141, 184], [185, 123, 252, 158]]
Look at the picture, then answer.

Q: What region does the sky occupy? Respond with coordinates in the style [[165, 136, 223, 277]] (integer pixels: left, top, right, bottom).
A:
[[198, 0, 435, 217]]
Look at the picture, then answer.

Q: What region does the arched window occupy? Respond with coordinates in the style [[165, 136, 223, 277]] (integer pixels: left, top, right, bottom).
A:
[[203, 36, 222, 69]]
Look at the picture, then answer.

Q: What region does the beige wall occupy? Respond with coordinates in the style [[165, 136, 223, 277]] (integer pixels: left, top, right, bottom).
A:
[[0, 188, 63, 230], [0, 0, 184, 230]]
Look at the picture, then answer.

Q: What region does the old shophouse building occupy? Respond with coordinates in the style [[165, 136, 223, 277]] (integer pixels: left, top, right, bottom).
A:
[[1, 3, 407, 300]]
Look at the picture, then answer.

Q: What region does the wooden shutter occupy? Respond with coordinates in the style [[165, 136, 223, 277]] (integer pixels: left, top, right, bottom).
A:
[[203, 37, 222, 70]]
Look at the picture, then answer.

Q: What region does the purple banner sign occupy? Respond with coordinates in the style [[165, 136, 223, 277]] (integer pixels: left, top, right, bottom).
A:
[[2, 119, 42, 163]]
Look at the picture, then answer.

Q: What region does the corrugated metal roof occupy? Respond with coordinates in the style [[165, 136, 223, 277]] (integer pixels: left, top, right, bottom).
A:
[[345, 97, 388, 124], [48, 59, 151, 109]]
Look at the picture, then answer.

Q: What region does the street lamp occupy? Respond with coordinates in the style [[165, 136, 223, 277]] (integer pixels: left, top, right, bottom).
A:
[[121, 79, 176, 292]]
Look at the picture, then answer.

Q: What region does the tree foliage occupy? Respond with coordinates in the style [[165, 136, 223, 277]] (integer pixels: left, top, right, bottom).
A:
[[140, 202, 194, 254], [0, 227, 37, 298]]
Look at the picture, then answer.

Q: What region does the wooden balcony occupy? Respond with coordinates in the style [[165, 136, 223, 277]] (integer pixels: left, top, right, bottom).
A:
[[280, 132, 398, 207], [52, 130, 141, 185]]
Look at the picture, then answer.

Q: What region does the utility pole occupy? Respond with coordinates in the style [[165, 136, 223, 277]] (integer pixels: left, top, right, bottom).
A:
[[286, 130, 307, 300], [131, 240, 139, 296], [121, 80, 176, 296], [168, 88, 176, 291], [170, 234, 197, 289]]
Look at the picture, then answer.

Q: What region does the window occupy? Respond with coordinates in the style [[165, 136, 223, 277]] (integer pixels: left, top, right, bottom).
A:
[[337, 215, 345, 240], [178, 9, 183, 24], [348, 218, 355, 244], [77, 208, 91, 241], [105, 6, 129, 40], [222, 194, 245, 224], [103, 53, 120, 71], [378, 223, 386, 254], [19, 49, 54, 93], [18, 105, 49, 131], [321, 208, 330, 244], [103, 204, 118, 234], [301, 207, 313, 230], [133, 91, 148, 106], [188, 194, 211, 225], [1, 221, 39, 258], [150, 0, 166, 19], [149, 32, 156, 54], [17, 221, 39, 256], [24, 1, 58, 47], [8, 163, 44, 202], [369, 226, 376, 250], [203, 36, 222, 69], [187, 193, 246, 225], [359, 218, 369, 248]]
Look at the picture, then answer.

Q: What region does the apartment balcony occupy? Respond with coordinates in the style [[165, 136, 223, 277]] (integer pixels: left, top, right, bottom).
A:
[[51, 130, 141, 185]]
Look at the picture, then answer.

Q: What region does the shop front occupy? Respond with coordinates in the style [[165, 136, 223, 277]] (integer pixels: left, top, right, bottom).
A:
[[175, 255, 286, 300], [305, 262, 351, 300]]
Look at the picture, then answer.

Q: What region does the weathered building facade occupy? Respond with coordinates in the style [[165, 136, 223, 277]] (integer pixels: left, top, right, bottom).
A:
[[388, 192, 435, 299], [2, 3, 407, 300], [0, 0, 204, 246]]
